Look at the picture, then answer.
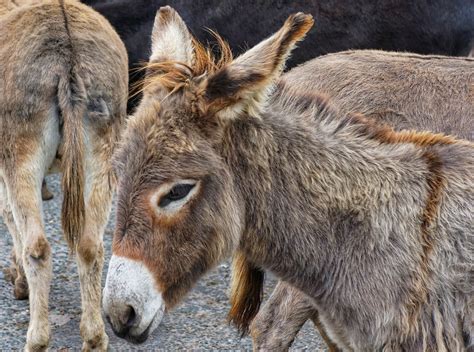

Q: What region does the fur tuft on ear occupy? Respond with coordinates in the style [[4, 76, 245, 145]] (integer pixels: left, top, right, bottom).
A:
[[150, 6, 194, 65], [203, 12, 314, 117], [228, 250, 265, 336]]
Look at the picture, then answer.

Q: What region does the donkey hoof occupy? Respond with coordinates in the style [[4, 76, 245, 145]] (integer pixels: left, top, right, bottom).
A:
[[24, 339, 48, 352], [24, 344, 48, 352], [6, 266, 16, 285], [81, 333, 109, 352], [25, 325, 50, 352], [14, 278, 29, 300], [41, 181, 54, 201]]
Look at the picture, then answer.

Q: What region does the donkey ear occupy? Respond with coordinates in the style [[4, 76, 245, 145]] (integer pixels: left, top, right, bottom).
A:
[[203, 13, 314, 117], [150, 6, 194, 65]]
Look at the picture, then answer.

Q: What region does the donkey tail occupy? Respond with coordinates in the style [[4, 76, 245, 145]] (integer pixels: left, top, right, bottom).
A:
[[57, 68, 86, 253], [228, 250, 265, 336], [56, 0, 86, 253]]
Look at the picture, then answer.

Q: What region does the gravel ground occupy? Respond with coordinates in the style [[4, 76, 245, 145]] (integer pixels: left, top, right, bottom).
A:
[[0, 175, 325, 350]]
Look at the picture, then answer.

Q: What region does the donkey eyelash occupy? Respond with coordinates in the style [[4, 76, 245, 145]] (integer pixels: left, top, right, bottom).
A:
[[158, 183, 196, 208]]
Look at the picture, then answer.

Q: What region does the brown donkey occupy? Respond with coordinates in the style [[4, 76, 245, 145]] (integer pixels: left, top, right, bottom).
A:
[[0, 0, 128, 350], [103, 7, 473, 350], [251, 50, 474, 351]]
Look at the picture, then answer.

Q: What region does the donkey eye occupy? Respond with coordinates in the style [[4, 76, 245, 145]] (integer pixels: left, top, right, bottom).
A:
[[158, 183, 195, 207]]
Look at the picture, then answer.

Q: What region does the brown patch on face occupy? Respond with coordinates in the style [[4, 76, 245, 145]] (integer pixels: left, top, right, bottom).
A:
[[228, 250, 265, 335], [150, 207, 190, 230], [112, 145, 240, 309]]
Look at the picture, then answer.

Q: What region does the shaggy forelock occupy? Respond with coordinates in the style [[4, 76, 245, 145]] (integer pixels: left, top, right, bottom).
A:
[[137, 32, 233, 97]]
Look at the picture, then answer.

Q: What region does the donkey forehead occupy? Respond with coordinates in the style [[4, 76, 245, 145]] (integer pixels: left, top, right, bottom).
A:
[[127, 103, 199, 147], [115, 114, 216, 178]]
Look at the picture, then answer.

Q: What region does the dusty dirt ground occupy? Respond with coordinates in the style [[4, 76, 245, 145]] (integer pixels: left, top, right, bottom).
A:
[[0, 175, 326, 350]]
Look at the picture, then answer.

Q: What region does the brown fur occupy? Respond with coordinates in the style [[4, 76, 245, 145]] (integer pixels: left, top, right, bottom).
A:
[[228, 250, 265, 335], [279, 51, 474, 140], [252, 50, 474, 350], [0, 0, 128, 350], [348, 113, 459, 147], [311, 312, 342, 352], [405, 150, 444, 330], [352, 114, 452, 333], [104, 8, 473, 350], [57, 46, 86, 252]]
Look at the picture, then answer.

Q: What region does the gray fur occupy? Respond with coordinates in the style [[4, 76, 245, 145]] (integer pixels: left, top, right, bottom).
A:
[[252, 50, 474, 351], [104, 9, 473, 350]]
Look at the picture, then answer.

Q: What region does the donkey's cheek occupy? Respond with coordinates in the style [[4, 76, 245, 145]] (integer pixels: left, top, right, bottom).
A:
[[103, 255, 165, 341]]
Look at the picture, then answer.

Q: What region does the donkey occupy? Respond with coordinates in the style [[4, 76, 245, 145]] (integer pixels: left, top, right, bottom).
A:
[[250, 49, 474, 351], [102, 7, 473, 350], [81, 0, 474, 112], [0, 0, 128, 350], [41, 0, 474, 200]]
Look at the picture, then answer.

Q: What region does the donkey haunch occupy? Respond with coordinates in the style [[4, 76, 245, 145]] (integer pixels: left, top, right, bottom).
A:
[[251, 50, 474, 350], [0, 0, 127, 350], [103, 7, 474, 349]]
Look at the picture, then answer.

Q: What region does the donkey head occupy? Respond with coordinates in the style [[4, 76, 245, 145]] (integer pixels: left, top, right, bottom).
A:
[[103, 6, 313, 343]]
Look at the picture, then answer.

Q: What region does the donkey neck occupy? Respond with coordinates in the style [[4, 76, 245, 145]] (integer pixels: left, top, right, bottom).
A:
[[220, 106, 433, 297]]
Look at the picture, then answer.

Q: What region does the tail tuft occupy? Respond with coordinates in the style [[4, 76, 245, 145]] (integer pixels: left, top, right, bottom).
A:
[[58, 70, 86, 253]]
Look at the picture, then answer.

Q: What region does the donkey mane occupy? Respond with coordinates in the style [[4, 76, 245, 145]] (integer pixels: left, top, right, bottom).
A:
[[344, 113, 461, 147], [138, 32, 233, 95], [275, 81, 463, 148]]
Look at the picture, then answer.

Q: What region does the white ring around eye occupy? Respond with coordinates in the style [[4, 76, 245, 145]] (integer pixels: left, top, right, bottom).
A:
[[150, 179, 200, 215]]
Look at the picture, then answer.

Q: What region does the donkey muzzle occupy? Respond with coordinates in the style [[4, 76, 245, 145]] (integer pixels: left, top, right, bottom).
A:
[[103, 255, 165, 343]]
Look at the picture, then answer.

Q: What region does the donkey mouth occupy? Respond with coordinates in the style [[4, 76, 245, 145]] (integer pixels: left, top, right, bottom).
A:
[[124, 320, 153, 344], [108, 313, 154, 344]]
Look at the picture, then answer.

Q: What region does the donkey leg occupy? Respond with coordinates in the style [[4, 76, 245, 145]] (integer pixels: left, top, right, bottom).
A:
[[0, 178, 29, 299], [310, 311, 342, 352], [9, 246, 29, 300], [250, 281, 316, 351], [76, 147, 114, 351], [251, 281, 341, 351], [6, 171, 51, 351]]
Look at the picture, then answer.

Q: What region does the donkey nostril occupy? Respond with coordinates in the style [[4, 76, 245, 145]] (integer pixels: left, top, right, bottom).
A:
[[125, 305, 137, 328]]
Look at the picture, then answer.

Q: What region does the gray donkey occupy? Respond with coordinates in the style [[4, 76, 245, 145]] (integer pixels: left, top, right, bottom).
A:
[[251, 50, 474, 351], [0, 0, 128, 350], [102, 7, 473, 351]]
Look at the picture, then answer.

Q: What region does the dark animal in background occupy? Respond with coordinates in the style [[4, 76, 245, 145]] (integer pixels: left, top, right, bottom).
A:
[[102, 7, 473, 350], [82, 0, 474, 111], [41, 0, 473, 200]]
